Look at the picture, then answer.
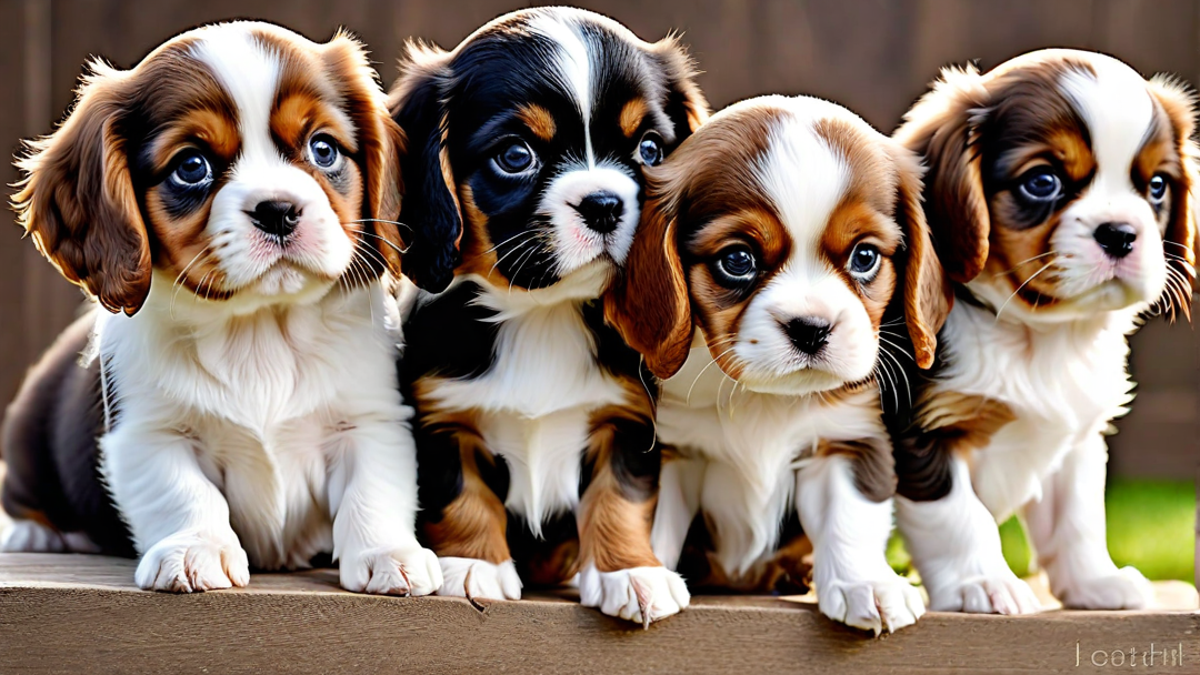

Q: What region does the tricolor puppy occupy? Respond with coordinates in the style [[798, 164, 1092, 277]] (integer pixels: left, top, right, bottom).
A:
[[392, 7, 706, 625], [890, 49, 1196, 612], [607, 95, 950, 635], [1, 22, 445, 596]]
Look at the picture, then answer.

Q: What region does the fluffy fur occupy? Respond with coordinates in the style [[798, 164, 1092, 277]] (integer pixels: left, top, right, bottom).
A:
[[391, 7, 708, 626], [1, 22, 449, 596], [890, 49, 1197, 613], [609, 95, 951, 635]]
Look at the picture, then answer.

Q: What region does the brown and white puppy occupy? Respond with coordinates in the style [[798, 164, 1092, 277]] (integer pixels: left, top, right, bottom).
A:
[[393, 7, 707, 626], [607, 95, 951, 634], [1, 22, 448, 596], [890, 49, 1196, 612]]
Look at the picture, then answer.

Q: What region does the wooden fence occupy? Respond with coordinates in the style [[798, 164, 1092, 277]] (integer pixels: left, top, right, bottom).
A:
[[0, 0, 1196, 476]]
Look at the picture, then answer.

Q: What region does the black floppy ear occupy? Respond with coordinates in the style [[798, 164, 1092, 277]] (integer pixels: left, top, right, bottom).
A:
[[649, 33, 709, 146], [389, 42, 461, 293]]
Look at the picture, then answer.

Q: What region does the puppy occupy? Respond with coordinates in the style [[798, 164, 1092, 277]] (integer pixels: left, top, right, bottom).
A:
[[392, 7, 707, 625], [607, 95, 950, 635], [890, 49, 1196, 612], [1, 22, 448, 596]]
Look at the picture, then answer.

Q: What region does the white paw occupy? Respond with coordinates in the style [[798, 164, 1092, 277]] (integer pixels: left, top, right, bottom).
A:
[[579, 564, 690, 629], [1, 519, 67, 552], [930, 573, 1041, 615], [436, 557, 522, 601], [341, 546, 442, 597], [818, 573, 925, 635], [1057, 566, 1154, 610], [135, 531, 250, 593]]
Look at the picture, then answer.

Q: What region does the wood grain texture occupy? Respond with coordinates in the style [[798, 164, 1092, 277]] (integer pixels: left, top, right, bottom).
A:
[[0, 554, 1197, 675]]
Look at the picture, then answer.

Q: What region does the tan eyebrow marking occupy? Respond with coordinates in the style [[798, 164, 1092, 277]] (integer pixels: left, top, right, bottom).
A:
[[620, 98, 647, 137], [517, 104, 557, 142]]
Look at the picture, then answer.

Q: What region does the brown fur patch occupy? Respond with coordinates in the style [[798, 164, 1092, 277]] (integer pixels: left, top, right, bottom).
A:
[[517, 103, 557, 142], [916, 390, 1018, 455], [817, 435, 896, 503], [619, 98, 647, 137]]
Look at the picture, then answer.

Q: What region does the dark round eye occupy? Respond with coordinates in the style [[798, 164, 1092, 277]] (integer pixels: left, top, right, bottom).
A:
[[713, 246, 757, 285], [1018, 168, 1062, 202], [171, 152, 211, 186], [848, 243, 881, 279], [639, 131, 664, 167], [309, 135, 340, 169], [496, 141, 535, 173], [1148, 174, 1168, 203]]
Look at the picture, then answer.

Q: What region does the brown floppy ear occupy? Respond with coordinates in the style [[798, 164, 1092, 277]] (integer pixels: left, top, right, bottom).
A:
[[894, 65, 991, 284], [13, 61, 150, 315], [1148, 74, 1198, 323], [648, 33, 710, 143], [605, 187, 693, 380], [890, 142, 951, 370], [326, 30, 407, 276]]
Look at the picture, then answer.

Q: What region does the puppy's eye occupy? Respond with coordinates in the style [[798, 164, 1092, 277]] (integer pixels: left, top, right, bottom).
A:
[[309, 135, 341, 169], [848, 243, 881, 281], [639, 131, 664, 167], [1017, 168, 1062, 202], [495, 141, 535, 174], [170, 152, 212, 187], [1148, 174, 1168, 204], [712, 245, 757, 286]]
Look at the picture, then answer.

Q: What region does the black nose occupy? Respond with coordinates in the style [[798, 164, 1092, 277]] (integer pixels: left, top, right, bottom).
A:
[[1094, 222, 1136, 259], [784, 317, 832, 356], [574, 192, 623, 235], [249, 200, 300, 238]]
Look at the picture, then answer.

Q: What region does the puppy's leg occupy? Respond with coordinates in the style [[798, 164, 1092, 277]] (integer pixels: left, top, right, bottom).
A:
[[423, 427, 521, 602], [896, 456, 1040, 614], [796, 444, 923, 635], [650, 450, 704, 571], [1023, 435, 1152, 609], [101, 422, 250, 593], [329, 405, 442, 597], [578, 414, 689, 628]]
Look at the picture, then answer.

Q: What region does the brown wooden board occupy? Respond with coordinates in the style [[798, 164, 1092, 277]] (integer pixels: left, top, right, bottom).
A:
[[0, 554, 1196, 675]]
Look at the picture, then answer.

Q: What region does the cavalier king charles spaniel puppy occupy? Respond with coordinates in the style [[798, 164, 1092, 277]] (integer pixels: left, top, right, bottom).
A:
[[1, 21, 450, 596], [889, 49, 1196, 613], [391, 7, 706, 625], [606, 95, 952, 635]]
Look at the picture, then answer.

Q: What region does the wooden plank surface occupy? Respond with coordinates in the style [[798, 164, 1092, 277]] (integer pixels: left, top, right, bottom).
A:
[[0, 554, 1196, 675]]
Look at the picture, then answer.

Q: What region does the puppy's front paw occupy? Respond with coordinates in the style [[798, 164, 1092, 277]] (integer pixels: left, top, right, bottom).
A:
[[579, 564, 690, 629], [1057, 566, 1153, 610], [818, 573, 925, 635], [437, 557, 522, 601], [341, 546, 442, 597], [930, 573, 1041, 615], [135, 532, 250, 593]]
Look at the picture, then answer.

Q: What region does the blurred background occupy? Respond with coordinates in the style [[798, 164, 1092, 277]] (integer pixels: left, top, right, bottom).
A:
[[0, 0, 1194, 583]]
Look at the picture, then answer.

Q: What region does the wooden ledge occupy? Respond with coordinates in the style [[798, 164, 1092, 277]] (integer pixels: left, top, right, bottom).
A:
[[0, 554, 1196, 675]]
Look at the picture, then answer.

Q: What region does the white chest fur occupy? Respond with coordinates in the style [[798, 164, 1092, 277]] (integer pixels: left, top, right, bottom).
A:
[[423, 280, 629, 535], [97, 280, 407, 569], [656, 340, 886, 577], [932, 302, 1137, 519]]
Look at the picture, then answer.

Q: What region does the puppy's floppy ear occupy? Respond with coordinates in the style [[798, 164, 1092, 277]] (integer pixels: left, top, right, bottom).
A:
[[1148, 74, 1198, 323], [889, 142, 951, 370], [325, 30, 407, 275], [605, 178, 693, 379], [894, 65, 991, 284], [13, 60, 151, 315], [649, 33, 709, 144], [389, 42, 461, 293]]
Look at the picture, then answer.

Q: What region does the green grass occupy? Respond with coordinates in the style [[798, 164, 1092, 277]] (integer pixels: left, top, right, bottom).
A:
[[888, 478, 1195, 583]]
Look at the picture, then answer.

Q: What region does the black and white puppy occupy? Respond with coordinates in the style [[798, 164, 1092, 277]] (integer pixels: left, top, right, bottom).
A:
[[392, 7, 707, 625]]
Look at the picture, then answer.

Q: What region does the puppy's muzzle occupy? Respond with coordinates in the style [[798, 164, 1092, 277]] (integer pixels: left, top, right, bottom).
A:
[[783, 316, 832, 356], [1093, 221, 1136, 260], [248, 200, 301, 239], [574, 191, 624, 235]]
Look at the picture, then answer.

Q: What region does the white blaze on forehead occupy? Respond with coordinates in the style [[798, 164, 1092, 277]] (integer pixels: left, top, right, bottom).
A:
[[190, 25, 284, 173], [528, 13, 595, 167], [752, 101, 850, 274], [1060, 58, 1153, 191]]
